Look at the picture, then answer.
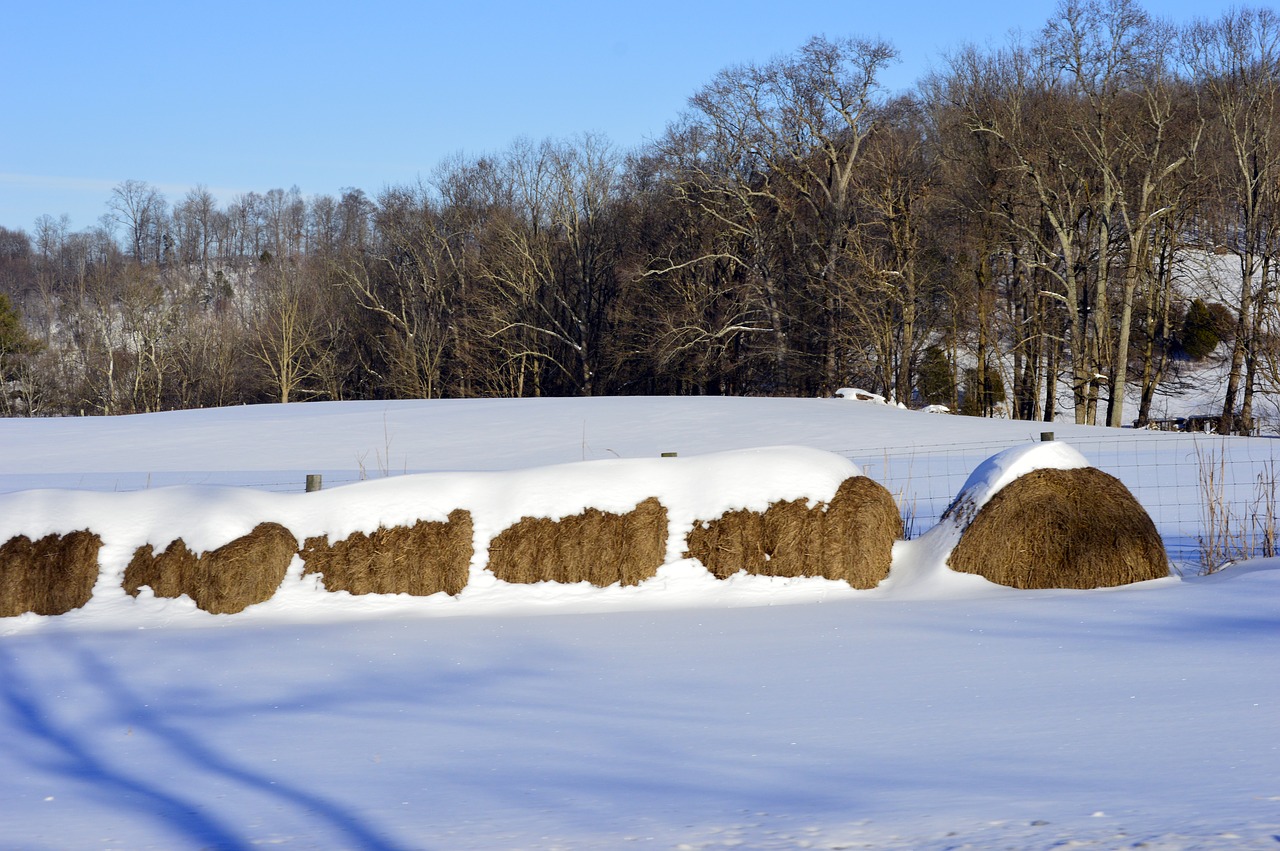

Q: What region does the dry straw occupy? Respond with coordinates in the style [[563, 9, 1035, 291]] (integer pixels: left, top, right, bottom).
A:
[[300, 509, 473, 596], [124, 522, 298, 614], [487, 498, 667, 586], [685, 476, 901, 589], [946, 467, 1168, 589], [0, 531, 102, 617]]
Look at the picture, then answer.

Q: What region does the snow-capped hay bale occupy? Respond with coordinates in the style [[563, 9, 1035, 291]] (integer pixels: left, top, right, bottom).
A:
[[947, 466, 1168, 589], [300, 509, 473, 597], [123, 522, 298, 614], [685, 476, 901, 589], [487, 498, 667, 587], [0, 531, 102, 617]]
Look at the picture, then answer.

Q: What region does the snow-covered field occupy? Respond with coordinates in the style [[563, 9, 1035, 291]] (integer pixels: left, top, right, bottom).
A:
[[1, 397, 1277, 849]]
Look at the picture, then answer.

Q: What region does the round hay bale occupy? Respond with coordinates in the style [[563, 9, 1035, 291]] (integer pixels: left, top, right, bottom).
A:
[[685, 475, 901, 589], [947, 467, 1168, 589]]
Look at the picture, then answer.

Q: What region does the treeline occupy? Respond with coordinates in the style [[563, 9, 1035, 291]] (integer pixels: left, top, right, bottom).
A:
[[1, 0, 1278, 431]]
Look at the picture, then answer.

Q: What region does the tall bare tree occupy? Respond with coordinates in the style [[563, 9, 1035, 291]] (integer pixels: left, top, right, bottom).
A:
[[1046, 0, 1194, 427], [679, 35, 898, 393], [109, 180, 168, 265], [1185, 7, 1280, 434]]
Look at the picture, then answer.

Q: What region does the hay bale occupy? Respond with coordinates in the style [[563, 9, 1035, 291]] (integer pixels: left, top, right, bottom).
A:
[[685, 476, 901, 589], [300, 509, 473, 596], [0, 531, 102, 617], [946, 467, 1168, 589], [123, 522, 298, 614], [487, 498, 667, 587]]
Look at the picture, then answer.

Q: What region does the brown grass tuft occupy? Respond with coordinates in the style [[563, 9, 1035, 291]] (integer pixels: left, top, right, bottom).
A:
[[685, 476, 901, 589], [947, 467, 1169, 588], [300, 509, 473, 596], [0, 531, 102, 617], [487, 498, 668, 587], [123, 522, 298, 614]]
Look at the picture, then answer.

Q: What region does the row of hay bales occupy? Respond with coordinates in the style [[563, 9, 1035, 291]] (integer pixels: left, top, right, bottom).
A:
[[0, 445, 1169, 619], [0, 483, 895, 618]]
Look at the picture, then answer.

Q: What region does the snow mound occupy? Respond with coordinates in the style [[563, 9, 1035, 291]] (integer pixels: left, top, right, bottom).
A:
[[833, 388, 907, 409], [945, 440, 1091, 520]]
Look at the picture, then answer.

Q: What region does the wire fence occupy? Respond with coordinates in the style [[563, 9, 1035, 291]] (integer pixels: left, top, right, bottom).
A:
[[0, 471, 373, 495], [6, 432, 1279, 572]]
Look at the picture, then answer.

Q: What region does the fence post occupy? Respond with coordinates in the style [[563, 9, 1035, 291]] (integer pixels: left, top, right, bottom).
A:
[[306, 474, 323, 492], [1040, 432, 1055, 442]]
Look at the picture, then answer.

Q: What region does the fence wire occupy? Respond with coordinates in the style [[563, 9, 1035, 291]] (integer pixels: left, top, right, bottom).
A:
[[5, 433, 1277, 572]]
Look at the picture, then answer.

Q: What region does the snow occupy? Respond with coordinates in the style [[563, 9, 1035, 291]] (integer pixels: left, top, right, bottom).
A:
[[834, 386, 906, 408], [950, 440, 1091, 509], [1, 398, 1277, 849]]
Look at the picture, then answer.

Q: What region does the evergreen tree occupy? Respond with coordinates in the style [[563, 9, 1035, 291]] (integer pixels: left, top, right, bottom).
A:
[[916, 345, 955, 407], [0, 293, 39, 414], [1179, 298, 1219, 360], [0, 294, 38, 374]]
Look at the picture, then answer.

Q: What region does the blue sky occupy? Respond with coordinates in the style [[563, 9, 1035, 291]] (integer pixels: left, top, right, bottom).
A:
[[1, 0, 1241, 233]]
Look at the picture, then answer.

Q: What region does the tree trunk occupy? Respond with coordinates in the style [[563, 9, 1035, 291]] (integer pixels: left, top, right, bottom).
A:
[[1220, 253, 1256, 434], [1107, 260, 1140, 427]]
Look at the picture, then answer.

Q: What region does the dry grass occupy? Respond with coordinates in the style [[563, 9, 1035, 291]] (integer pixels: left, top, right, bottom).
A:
[[0, 531, 102, 617], [301, 510, 473, 596], [1196, 442, 1233, 572], [1195, 443, 1280, 572], [685, 476, 901, 589], [1251, 458, 1280, 560], [487, 498, 667, 587], [947, 467, 1168, 589], [124, 522, 298, 614]]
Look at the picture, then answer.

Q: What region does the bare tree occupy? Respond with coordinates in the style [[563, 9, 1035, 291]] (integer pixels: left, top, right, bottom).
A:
[[251, 256, 326, 403], [333, 184, 465, 399], [1184, 7, 1280, 434], [173, 185, 219, 270], [946, 41, 1110, 422], [680, 35, 899, 393], [840, 97, 942, 403], [1046, 0, 1193, 427], [468, 135, 625, 396], [109, 180, 168, 265]]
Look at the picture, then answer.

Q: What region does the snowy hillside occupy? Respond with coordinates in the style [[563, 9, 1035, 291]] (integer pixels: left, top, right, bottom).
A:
[[0, 397, 1276, 849]]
